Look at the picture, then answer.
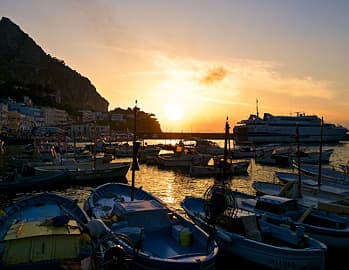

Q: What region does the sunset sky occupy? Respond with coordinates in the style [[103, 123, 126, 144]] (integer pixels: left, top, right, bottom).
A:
[[1, 0, 348, 132]]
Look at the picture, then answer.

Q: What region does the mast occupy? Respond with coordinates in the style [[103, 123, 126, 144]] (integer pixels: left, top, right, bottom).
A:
[[222, 117, 230, 183], [317, 116, 324, 186], [295, 125, 302, 198], [131, 100, 140, 201]]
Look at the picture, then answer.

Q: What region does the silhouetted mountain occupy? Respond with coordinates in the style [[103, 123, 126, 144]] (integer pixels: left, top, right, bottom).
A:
[[0, 17, 108, 112]]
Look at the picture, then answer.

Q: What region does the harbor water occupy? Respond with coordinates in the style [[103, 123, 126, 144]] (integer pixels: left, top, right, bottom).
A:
[[0, 139, 349, 269]]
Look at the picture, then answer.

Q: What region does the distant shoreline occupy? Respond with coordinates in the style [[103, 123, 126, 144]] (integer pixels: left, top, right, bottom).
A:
[[138, 132, 349, 142]]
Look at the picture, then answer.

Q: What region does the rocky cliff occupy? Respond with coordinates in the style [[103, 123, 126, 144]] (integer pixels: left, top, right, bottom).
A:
[[0, 17, 108, 112]]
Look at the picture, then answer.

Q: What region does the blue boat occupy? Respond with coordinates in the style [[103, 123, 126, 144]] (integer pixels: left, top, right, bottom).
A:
[[84, 182, 219, 270], [0, 192, 129, 270], [181, 184, 327, 270], [0, 170, 69, 192]]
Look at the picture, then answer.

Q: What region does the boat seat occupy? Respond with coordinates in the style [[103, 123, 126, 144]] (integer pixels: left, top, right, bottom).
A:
[[259, 220, 305, 246], [241, 215, 262, 241]]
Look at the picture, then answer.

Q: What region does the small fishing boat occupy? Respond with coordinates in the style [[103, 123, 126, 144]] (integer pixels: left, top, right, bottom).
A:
[[181, 185, 327, 270], [189, 159, 249, 177], [33, 161, 130, 183], [293, 162, 349, 182], [84, 182, 218, 270], [0, 170, 69, 192], [156, 142, 211, 168], [252, 180, 349, 217], [0, 192, 127, 269], [256, 147, 333, 165], [275, 171, 349, 195], [237, 187, 349, 249]]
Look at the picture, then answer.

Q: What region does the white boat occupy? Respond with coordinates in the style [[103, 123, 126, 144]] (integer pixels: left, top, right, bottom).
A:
[[189, 159, 250, 177], [293, 162, 349, 182], [256, 147, 333, 165], [233, 112, 347, 144], [275, 171, 349, 195], [232, 190, 349, 249], [156, 143, 211, 168], [193, 138, 224, 155], [230, 144, 275, 159], [252, 180, 349, 217], [181, 187, 327, 270], [33, 161, 130, 183]]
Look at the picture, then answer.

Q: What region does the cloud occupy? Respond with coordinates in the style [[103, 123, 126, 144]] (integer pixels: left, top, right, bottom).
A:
[[200, 66, 228, 85], [230, 59, 333, 99]]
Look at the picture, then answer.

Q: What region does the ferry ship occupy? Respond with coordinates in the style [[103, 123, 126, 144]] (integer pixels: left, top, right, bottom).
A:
[[233, 112, 348, 144]]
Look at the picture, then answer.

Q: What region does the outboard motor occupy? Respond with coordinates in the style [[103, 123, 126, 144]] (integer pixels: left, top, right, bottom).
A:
[[103, 244, 127, 270]]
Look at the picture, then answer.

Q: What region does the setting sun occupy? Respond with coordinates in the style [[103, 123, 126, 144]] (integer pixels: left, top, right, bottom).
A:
[[164, 103, 183, 121]]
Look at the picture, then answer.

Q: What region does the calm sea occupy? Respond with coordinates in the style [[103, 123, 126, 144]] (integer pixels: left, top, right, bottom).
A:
[[1, 139, 348, 269]]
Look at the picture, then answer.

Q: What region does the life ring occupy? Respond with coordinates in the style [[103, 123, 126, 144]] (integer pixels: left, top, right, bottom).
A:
[[103, 244, 128, 270]]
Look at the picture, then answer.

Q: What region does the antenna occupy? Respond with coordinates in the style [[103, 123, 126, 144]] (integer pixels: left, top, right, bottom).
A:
[[256, 98, 259, 117]]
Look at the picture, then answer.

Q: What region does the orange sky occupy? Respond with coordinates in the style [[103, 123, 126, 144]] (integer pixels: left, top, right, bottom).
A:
[[1, 1, 348, 132]]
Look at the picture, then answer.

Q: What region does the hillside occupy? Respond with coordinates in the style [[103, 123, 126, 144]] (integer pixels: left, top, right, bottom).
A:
[[0, 17, 108, 112]]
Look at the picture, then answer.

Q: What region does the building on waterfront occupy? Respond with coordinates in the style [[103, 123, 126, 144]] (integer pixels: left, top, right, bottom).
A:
[[42, 107, 70, 126]]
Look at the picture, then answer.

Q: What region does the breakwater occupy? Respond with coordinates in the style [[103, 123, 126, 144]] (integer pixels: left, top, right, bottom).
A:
[[139, 132, 228, 140], [138, 131, 349, 141]]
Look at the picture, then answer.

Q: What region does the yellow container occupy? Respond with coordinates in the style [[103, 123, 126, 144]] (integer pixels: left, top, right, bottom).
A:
[[179, 228, 192, 246]]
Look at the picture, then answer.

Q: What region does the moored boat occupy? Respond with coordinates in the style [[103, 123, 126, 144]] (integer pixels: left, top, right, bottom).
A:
[[233, 111, 347, 144], [0, 192, 128, 270], [156, 142, 211, 168], [189, 159, 250, 177], [293, 162, 349, 182], [33, 161, 130, 183], [181, 184, 327, 270], [252, 180, 349, 217], [84, 183, 218, 270], [0, 170, 69, 192], [234, 190, 349, 249]]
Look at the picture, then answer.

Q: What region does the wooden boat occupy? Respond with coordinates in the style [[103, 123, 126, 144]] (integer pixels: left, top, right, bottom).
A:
[[84, 183, 218, 270], [0, 192, 128, 270], [256, 147, 333, 165], [189, 159, 249, 177], [233, 190, 349, 249], [193, 138, 224, 155], [181, 188, 327, 270], [0, 170, 69, 192], [33, 161, 130, 183], [252, 180, 349, 217], [156, 142, 211, 168], [293, 162, 349, 182], [230, 145, 275, 159], [275, 171, 349, 195]]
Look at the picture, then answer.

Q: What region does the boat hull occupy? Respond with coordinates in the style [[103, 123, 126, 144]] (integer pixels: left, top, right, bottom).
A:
[[33, 162, 130, 183]]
